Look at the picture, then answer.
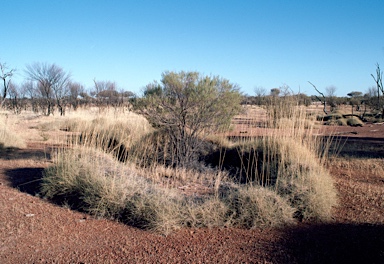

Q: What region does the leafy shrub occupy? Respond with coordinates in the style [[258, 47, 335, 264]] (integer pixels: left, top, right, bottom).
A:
[[134, 71, 242, 168]]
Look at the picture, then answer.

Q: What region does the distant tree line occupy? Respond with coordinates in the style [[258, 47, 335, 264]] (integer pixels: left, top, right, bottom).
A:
[[1, 60, 384, 119], [0, 62, 135, 115], [243, 71, 384, 118]]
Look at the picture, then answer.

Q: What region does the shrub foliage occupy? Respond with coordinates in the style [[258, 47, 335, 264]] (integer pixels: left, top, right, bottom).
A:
[[134, 71, 242, 168]]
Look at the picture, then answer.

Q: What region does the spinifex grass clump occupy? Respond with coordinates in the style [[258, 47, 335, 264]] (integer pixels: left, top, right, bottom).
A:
[[41, 145, 295, 234], [221, 99, 339, 222], [61, 109, 154, 161], [0, 113, 26, 149]]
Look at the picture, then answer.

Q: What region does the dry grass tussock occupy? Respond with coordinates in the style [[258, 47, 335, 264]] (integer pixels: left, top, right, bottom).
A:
[[0, 112, 26, 149], [225, 103, 338, 222], [42, 146, 296, 234], [35, 103, 338, 234]]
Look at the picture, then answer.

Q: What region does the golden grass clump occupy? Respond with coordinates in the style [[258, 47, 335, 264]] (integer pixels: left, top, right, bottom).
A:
[[223, 100, 339, 222], [41, 145, 296, 234], [346, 117, 364, 127], [0, 113, 26, 149]]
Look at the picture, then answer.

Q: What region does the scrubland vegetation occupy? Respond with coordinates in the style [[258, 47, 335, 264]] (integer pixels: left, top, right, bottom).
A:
[[19, 93, 336, 234], [1, 63, 383, 236]]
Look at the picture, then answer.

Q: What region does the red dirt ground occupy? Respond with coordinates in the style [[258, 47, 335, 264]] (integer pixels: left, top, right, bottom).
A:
[[1, 121, 383, 263]]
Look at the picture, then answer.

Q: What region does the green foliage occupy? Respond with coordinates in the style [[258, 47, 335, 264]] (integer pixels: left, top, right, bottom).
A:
[[134, 71, 242, 167]]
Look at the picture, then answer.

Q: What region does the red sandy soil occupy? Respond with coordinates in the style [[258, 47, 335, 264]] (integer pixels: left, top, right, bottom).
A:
[[1, 122, 383, 263]]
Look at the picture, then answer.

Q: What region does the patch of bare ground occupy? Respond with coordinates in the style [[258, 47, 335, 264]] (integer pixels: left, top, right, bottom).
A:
[[0, 111, 383, 263]]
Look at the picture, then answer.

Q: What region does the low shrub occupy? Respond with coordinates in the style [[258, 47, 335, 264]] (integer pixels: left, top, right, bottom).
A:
[[324, 118, 348, 126], [346, 117, 364, 127], [322, 113, 343, 122]]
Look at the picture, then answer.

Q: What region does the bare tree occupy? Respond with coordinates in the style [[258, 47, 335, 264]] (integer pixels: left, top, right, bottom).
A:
[[21, 81, 39, 113], [92, 79, 116, 106], [7, 82, 22, 114], [254, 86, 266, 97], [0, 61, 16, 108], [254, 86, 266, 105], [25, 63, 71, 116], [279, 83, 292, 97], [326, 85, 337, 97], [309, 81, 327, 115], [68, 81, 84, 110], [371, 63, 384, 117], [326, 85, 337, 111]]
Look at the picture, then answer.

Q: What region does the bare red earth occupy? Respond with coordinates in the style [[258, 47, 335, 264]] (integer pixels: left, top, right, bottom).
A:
[[1, 123, 383, 263]]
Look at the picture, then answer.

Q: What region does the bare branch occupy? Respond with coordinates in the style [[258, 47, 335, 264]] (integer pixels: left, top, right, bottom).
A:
[[308, 81, 327, 115]]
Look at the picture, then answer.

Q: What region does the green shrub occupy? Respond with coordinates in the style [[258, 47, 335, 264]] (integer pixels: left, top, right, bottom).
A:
[[134, 71, 242, 168]]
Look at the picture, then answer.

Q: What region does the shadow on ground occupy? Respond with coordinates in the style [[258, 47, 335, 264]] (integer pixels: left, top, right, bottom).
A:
[[5, 167, 45, 196], [329, 136, 384, 158], [280, 223, 384, 264], [0, 146, 51, 161]]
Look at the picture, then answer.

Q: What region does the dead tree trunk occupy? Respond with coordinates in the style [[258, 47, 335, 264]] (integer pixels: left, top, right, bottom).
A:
[[309, 81, 328, 115]]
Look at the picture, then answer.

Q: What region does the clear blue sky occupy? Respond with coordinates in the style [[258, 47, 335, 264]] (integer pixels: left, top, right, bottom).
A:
[[2, 0, 384, 96]]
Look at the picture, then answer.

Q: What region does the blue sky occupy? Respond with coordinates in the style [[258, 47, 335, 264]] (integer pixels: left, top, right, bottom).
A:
[[2, 0, 384, 96]]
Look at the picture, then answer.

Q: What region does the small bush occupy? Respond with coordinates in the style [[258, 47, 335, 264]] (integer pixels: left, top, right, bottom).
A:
[[134, 71, 242, 168], [346, 117, 364, 127], [321, 113, 343, 122], [325, 118, 348, 126]]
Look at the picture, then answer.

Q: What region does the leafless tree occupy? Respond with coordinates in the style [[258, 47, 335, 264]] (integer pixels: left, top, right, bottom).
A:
[[92, 79, 117, 106], [279, 83, 292, 97], [68, 81, 84, 110], [25, 63, 71, 116], [309, 81, 327, 115], [326, 85, 337, 111], [7, 82, 22, 114], [371, 63, 384, 117], [21, 81, 39, 113], [254, 86, 266, 97], [0, 61, 16, 108], [326, 85, 337, 97], [254, 86, 266, 105]]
